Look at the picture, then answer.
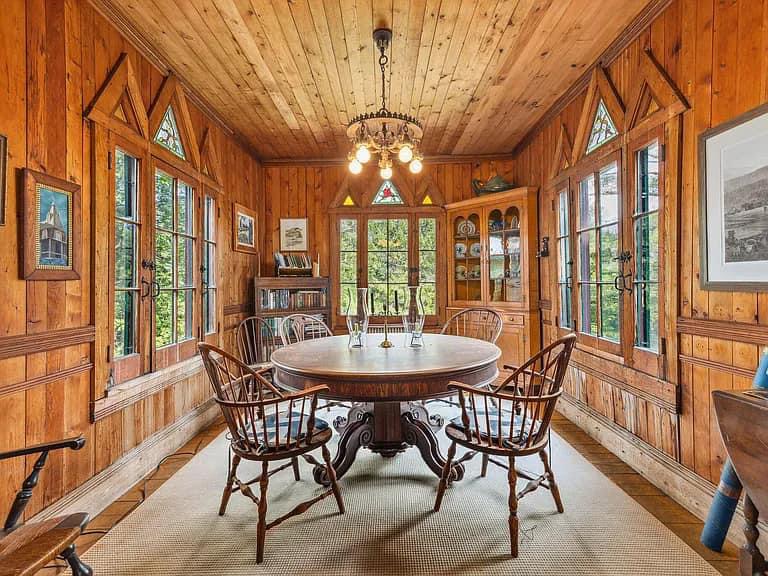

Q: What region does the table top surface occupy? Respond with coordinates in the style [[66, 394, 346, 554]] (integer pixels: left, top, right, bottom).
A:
[[270, 333, 501, 380]]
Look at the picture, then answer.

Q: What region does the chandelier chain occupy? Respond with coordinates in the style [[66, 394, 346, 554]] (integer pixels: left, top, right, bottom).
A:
[[378, 44, 388, 111]]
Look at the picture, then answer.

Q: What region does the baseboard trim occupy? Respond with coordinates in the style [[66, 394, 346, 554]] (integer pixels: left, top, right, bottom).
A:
[[32, 398, 220, 522], [557, 394, 764, 549]]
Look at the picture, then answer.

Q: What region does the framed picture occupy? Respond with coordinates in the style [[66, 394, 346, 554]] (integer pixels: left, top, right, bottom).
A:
[[23, 169, 81, 280], [0, 134, 6, 225], [232, 202, 258, 254], [699, 103, 768, 291], [280, 218, 308, 251]]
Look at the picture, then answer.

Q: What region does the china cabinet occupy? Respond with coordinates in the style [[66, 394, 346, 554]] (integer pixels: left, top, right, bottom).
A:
[[445, 187, 540, 372]]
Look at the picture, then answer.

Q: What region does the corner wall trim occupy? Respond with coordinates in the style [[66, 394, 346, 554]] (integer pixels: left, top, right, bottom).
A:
[[32, 398, 219, 523], [557, 394, 767, 549], [0, 326, 95, 360]]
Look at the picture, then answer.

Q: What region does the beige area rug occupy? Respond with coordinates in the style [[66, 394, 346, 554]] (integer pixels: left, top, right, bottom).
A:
[[76, 407, 718, 575]]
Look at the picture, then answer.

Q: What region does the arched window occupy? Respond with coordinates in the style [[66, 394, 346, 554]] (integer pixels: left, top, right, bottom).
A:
[[330, 169, 445, 327]]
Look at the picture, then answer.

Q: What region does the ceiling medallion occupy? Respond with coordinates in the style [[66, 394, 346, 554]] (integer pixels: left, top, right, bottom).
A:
[[347, 28, 423, 178]]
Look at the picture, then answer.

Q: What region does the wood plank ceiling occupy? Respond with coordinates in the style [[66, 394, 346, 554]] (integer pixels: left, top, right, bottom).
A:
[[93, 0, 655, 160]]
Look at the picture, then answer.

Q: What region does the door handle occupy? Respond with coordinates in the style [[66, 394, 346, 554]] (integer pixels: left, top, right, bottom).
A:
[[141, 278, 152, 300]]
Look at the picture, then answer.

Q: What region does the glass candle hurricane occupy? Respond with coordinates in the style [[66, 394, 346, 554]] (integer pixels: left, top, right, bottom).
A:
[[401, 286, 426, 347], [346, 287, 370, 348]]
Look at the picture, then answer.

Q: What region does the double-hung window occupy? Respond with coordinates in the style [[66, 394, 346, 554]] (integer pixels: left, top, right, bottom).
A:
[[555, 185, 573, 330]]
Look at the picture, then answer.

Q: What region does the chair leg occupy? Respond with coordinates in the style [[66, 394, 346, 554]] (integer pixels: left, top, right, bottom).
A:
[[219, 454, 241, 516], [322, 444, 345, 515], [433, 441, 456, 512], [481, 453, 489, 477], [291, 456, 301, 481], [256, 460, 269, 564], [539, 449, 564, 513], [508, 455, 519, 558], [60, 544, 93, 576]]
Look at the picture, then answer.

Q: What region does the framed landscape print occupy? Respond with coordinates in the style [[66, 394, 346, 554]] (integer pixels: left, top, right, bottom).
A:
[[23, 169, 81, 280], [699, 103, 768, 291], [280, 218, 308, 251], [232, 202, 258, 254], [0, 134, 7, 225]]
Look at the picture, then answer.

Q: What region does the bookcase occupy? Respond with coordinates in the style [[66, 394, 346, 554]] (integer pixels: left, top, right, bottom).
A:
[[254, 276, 331, 334]]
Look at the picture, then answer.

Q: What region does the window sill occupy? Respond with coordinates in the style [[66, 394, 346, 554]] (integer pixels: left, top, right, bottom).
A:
[[92, 356, 204, 421]]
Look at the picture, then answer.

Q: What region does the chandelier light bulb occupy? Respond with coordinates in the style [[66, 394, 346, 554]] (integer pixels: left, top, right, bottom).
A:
[[409, 158, 423, 174], [349, 158, 363, 174], [380, 165, 393, 180], [398, 145, 413, 163], [355, 145, 371, 164]]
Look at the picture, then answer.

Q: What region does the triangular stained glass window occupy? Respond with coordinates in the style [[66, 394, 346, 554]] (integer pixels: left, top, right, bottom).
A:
[[342, 194, 355, 206], [154, 106, 186, 159], [422, 194, 433, 205], [372, 180, 403, 205], [585, 99, 618, 154]]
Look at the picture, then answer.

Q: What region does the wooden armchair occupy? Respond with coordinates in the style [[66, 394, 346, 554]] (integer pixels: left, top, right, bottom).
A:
[[440, 307, 503, 344], [199, 343, 344, 564], [236, 316, 282, 370], [0, 437, 92, 576], [278, 313, 333, 346], [433, 334, 576, 557]]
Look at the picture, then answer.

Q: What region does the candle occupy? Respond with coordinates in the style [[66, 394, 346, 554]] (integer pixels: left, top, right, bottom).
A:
[[370, 289, 375, 315], [394, 290, 399, 315]]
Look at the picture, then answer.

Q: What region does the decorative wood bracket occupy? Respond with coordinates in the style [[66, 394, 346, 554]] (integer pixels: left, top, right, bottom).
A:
[[414, 172, 445, 207], [572, 67, 625, 163], [148, 74, 200, 169], [626, 49, 689, 133], [549, 123, 574, 181], [84, 53, 149, 144], [200, 128, 223, 187]]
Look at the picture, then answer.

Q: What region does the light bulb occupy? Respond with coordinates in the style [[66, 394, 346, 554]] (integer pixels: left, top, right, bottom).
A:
[[398, 145, 413, 163], [409, 158, 423, 174], [380, 165, 393, 180], [355, 145, 371, 164], [349, 158, 363, 174]]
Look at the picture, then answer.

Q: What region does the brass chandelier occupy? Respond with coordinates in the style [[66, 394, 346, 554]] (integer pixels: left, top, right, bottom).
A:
[[347, 28, 423, 178]]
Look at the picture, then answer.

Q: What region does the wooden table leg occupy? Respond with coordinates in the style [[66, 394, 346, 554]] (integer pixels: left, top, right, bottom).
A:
[[402, 411, 465, 482], [313, 412, 373, 485], [741, 493, 766, 576]]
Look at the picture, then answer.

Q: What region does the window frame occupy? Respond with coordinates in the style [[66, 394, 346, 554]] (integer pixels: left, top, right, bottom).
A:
[[625, 125, 666, 377], [572, 148, 624, 357], [552, 177, 576, 335], [331, 205, 443, 329], [201, 190, 220, 341]]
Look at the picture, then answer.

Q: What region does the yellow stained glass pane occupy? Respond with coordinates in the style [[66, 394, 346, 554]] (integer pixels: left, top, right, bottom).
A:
[[422, 194, 433, 205], [343, 195, 355, 206]]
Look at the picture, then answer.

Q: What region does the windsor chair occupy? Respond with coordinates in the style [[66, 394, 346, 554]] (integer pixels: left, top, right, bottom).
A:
[[199, 343, 345, 564], [433, 334, 576, 557], [440, 307, 503, 344], [278, 313, 333, 346], [235, 316, 282, 370]]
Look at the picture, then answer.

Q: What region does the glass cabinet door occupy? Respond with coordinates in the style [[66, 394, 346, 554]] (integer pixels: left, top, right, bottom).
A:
[[487, 206, 523, 304], [452, 212, 482, 303]]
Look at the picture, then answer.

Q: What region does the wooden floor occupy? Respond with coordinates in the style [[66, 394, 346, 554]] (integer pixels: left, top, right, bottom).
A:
[[36, 413, 740, 575]]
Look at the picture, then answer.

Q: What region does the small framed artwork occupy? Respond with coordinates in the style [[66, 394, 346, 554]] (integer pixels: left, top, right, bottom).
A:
[[699, 103, 768, 291], [0, 134, 7, 225], [280, 218, 308, 251], [23, 169, 81, 280], [232, 202, 258, 254]]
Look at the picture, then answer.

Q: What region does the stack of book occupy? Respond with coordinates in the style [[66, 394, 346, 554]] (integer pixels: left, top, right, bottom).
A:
[[260, 289, 326, 311], [274, 252, 312, 276]]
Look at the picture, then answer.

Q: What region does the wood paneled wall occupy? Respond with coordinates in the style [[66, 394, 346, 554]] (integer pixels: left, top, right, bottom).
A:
[[510, 0, 768, 485], [0, 0, 260, 521]]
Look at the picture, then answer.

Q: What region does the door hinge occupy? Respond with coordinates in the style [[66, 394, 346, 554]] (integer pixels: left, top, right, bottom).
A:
[[660, 144, 666, 163], [107, 151, 112, 170], [106, 345, 112, 363], [660, 337, 667, 355]]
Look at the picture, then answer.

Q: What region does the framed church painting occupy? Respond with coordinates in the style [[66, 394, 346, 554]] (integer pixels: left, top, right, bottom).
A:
[[23, 168, 81, 280], [699, 103, 768, 291]]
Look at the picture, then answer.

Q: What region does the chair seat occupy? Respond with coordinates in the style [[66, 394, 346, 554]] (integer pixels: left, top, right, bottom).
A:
[[238, 412, 330, 451], [0, 513, 88, 576], [448, 410, 539, 447]]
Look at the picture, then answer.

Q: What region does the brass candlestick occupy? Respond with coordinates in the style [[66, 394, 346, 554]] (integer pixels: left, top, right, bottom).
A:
[[379, 302, 394, 348]]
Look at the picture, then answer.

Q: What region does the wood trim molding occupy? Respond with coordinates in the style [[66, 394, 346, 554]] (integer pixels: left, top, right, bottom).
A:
[[513, 0, 675, 157], [0, 362, 93, 399], [33, 398, 219, 523], [93, 357, 204, 421], [679, 354, 756, 380], [548, 124, 573, 181], [676, 317, 768, 346], [539, 299, 553, 311], [625, 49, 689, 133], [223, 302, 252, 316], [556, 394, 764, 549], [0, 326, 95, 360], [571, 67, 625, 164], [262, 152, 518, 167]]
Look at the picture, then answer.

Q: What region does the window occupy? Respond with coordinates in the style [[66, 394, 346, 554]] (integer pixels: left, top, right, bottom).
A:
[[586, 100, 619, 154], [202, 194, 217, 335], [633, 140, 660, 352], [368, 218, 409, 312], [114, 149, 140, 358], [372, 179, 404, 205], [154, 106, 186, 159], [154, 169, 195, 349], [339, 219, 358, 314], [577, 160, 620, 343], [556, 187, 573, 329], [418, 218, 437, 315]]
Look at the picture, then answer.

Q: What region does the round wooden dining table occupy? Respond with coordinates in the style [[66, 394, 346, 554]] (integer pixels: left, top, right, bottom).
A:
[[270, 333, 500, 485]]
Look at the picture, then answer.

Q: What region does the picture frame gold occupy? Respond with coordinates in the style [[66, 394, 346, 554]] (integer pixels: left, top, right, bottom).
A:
[[23, 168, 81, 280], [232, 202, 258, 254]]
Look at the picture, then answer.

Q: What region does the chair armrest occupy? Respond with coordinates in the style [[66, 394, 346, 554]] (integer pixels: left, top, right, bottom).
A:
[[0, 437, 85, 462], [502, 364, 519, 371]]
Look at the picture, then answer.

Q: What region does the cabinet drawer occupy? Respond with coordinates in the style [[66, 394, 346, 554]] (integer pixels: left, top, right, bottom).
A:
[[503, 313, 525, 326]]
